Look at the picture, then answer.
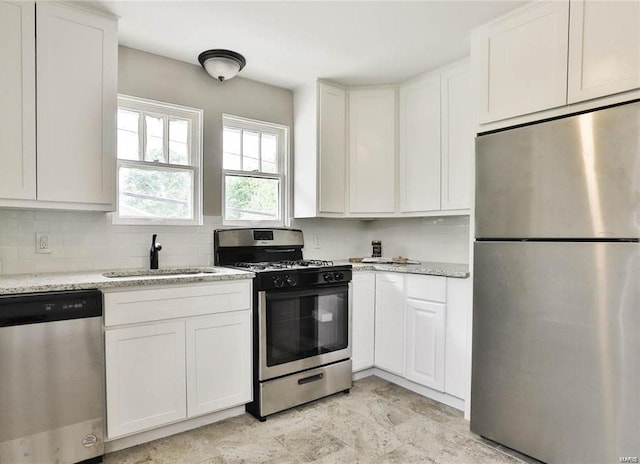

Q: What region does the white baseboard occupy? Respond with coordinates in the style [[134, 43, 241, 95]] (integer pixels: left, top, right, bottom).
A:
[[353, 368, 466, 414], [352, 367, 376, 381], [104, 406, 246, 454]]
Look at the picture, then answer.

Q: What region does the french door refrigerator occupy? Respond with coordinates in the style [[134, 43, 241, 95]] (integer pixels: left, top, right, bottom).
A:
[[471, 100, 640, 464]]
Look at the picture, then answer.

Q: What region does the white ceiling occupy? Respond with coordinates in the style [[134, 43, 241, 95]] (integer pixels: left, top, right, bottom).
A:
[[86, 1, 526, 90]]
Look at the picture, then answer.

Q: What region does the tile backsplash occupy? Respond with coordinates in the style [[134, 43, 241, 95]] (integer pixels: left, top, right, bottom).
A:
[[0, 210, 218, 275], [0, 210, 470, 276]]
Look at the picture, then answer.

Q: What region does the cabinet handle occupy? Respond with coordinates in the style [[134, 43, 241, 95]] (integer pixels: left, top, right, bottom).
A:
[[298, 373, 324, 385]]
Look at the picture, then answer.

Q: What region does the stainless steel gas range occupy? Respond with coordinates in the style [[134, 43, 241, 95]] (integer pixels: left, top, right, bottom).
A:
[[214, 228, 353, 421]]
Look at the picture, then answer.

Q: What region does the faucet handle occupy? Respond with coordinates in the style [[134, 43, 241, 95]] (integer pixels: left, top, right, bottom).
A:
[[151, 234, 162, 250]]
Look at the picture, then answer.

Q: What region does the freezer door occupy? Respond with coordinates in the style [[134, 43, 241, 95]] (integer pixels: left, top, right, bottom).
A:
[[471, 241, 639, 464], [475, 101, 640, 239]]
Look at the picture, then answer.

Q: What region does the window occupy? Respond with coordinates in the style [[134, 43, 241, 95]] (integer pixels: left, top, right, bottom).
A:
[[115, 95, 203, 225], [222, 115, 289, 225]]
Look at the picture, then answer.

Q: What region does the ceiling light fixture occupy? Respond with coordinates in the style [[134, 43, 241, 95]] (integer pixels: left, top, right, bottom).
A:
[[198, 49, 246, 82]]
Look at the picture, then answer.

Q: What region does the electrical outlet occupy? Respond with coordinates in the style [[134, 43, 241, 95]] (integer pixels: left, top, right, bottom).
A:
[[36, 232, 51, 254], [313, 234, 321, 249]]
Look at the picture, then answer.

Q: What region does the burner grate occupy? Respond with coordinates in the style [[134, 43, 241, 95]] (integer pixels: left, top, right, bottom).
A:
[[233, 259, 335, 271]]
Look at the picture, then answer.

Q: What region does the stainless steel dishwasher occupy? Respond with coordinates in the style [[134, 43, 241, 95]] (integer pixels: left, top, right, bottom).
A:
[[0, 290, 104, 464]]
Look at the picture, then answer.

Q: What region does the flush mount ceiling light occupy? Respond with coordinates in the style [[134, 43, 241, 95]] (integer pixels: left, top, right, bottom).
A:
[[198, 49, 246, 82]]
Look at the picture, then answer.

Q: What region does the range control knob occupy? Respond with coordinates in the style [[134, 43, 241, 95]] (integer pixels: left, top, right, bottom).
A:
[[323, 273, 334, 282], [333, 272, 344, 281], [272, 276, 285, 288], [285, 275, 297, 287]]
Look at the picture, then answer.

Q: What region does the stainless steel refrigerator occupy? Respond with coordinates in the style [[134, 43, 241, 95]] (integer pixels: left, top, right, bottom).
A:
[[471, 101, 640, 464]]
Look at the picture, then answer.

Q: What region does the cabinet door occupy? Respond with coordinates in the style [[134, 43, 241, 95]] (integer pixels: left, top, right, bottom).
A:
[[568, 0, 640, 103], [351, 272, 376, 372], [441, 60, 473, 211], [445, 278, 471, 399], [0, 1, 36, 200], [318, 82, 346, 214], [374, 273, 405, 375], [105, 321, 187, 438], [399, 73, 441, 213], [36, 2, 117, 207], [476, 1, 569, 123], [349, 88, 396, 214], [405, 298, 446, 391], [186, 311, 252, 417]]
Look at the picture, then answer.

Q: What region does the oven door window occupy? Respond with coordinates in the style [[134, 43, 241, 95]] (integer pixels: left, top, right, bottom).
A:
[[265, 285, 348, 367]]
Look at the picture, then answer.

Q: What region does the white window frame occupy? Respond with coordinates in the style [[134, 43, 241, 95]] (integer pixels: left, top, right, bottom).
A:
[[222, 114, 290, 227], [113, 95, 204, 226]]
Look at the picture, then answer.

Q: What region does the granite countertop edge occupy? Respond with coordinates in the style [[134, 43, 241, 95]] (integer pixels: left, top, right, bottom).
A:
[[0, 267, 255, 295], [343, 261, 470, 279]]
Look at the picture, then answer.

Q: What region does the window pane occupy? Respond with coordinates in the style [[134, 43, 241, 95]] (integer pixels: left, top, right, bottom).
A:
[[225, 175, 280, 221], [242, 130, 260, 171], [223, 127, 241, 169], [117, 130, 140, 161], [145, 115, 165, 162], [119, 166, 193, 219], [118, 109, 139, 132], [224, 153, 241, 170], [261, 133, 278, 173], [117, 109, 140, 160], [169, 119, 189, 165]]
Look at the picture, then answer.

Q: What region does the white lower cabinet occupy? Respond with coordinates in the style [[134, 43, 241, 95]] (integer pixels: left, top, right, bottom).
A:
[[186, 311, 252, 417], [444, 277, 472, 399], [354, 271, 470, 403], [351, 272, 376, 371], [104, 281, 252, 439], [405, 298, 446, 391], [404, 274, 447, 392], [374, 273, 405, 375], [105, 321, 187, 438]]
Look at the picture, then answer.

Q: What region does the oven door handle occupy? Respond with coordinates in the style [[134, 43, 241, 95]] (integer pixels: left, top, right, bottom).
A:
[[264, 248, 296, 253], [297, 373, 324, 385]]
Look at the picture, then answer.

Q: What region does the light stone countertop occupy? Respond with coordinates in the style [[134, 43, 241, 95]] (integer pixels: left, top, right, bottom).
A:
[[0, 267, 254, 295], [342, 261, 470, 278]]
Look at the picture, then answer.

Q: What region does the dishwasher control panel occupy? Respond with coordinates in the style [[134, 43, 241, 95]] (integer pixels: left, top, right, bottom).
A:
[[0, 290, 102, 327]]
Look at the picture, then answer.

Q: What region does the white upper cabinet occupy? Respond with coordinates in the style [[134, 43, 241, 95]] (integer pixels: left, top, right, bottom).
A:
[[568, 0, 640, 103], [36, 2, 117, 207], [294, 61, 473, 218], [399, 72, 441, 213], [318, 83, 347, 214], [474, 1, 570, 123], [398, 60, 473, 214], [441, 60, 473, 211], [293, 81, 346, 218], [349, 88, 396, 214], [0, 1, 117, 211], [473, 0, 640, 127], [0, 1, 36, 201]]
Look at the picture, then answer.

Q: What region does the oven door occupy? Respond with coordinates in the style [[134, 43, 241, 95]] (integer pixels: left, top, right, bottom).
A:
[[258, 284, 351, 381]]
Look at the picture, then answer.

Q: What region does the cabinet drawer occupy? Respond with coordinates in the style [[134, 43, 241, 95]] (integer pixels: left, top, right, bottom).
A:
[[104, 281, 252, 326], [405, 275, 446, 302]]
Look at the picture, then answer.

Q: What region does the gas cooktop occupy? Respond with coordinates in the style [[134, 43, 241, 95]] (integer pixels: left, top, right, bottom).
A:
[[231, 259, 335, 272]]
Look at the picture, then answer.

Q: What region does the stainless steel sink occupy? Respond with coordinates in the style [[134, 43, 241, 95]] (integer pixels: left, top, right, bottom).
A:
[[102, 267, 218, 278]]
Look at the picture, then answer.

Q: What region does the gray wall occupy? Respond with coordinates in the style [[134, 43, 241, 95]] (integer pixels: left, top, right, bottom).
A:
[[118, 46, 294, 216]]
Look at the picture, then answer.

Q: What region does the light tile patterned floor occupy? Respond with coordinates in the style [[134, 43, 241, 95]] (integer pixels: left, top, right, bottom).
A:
[[104, 376, 528, 464]]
